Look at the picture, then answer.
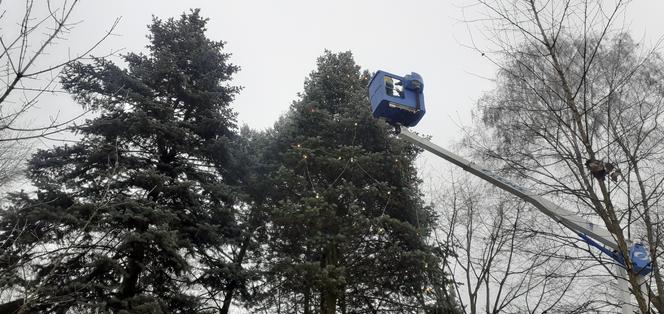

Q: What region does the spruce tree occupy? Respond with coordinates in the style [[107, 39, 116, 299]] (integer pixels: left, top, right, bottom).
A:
[[256, 51, 457, 313], [212, 126, 274, 313], [0, 10, 243, 313]]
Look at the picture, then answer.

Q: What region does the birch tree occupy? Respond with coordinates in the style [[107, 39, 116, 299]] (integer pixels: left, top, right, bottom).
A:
[[464, 0, 664, 312]]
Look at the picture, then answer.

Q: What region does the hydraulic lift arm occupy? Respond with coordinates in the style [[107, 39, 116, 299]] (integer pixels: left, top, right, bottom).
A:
[[368, 69, 651, 313], [396, 127, 619, 249]]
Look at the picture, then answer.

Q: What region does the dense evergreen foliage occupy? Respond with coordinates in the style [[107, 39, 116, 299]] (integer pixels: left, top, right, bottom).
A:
[[251, 51, 457, 313], [0, 11, 458, 313], [0, 10, 243, 313]]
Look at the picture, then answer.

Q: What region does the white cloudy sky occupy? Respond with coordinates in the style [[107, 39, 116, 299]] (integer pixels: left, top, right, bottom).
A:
[[4, 0, 664, 177]]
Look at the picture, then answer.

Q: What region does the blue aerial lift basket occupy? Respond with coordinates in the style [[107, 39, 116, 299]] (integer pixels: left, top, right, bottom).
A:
[[630, 243, 653, 276], [368, 70, 426, 127]]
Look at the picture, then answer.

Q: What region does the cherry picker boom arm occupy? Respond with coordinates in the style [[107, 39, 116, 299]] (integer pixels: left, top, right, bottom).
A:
[[368, 70, 651, 276], [396, 127, 619, 250]]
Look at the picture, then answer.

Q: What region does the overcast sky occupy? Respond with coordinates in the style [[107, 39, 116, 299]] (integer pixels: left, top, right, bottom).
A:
[[50, 0, 497, 138], [2, 1, 663, 310], [4, 0, 664, 179]]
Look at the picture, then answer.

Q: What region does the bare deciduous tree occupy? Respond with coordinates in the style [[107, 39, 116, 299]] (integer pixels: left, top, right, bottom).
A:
[[0, 136, 28, 193], [0, 0, 118, 191], [430, 170, 619, 313], [461, 0, 664, 312], [0, 0, 118, 310]]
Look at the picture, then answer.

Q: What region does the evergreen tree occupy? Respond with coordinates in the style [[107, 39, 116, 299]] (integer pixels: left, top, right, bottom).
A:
[[209, 126, 274, 313], [254, 51, 457, 313], [0, 10, 243, 313]]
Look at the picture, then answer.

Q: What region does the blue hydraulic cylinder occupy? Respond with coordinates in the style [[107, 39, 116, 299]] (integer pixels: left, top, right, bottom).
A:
[[368, 70, 426, 127], [579, 233, 652, 275], [578, 233, 624, 264]]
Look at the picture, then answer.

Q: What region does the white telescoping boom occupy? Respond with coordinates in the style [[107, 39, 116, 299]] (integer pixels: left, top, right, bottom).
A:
[[396, 126, 649, 314], [397, 127, 618, 248]]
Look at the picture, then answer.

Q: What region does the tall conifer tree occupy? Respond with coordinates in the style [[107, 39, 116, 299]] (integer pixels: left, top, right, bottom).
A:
[[0, 10, 242, 313], [256, 51, 457, 313]]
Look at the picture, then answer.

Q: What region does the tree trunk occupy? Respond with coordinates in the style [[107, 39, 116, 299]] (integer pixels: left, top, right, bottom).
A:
[[304, 290, 312, 314], [120, 229, 146, 302], [120, 244, 144, 300], [320, 242, 338, 314], [220, 234, 252, 314], [220, 281, 237, 314]]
